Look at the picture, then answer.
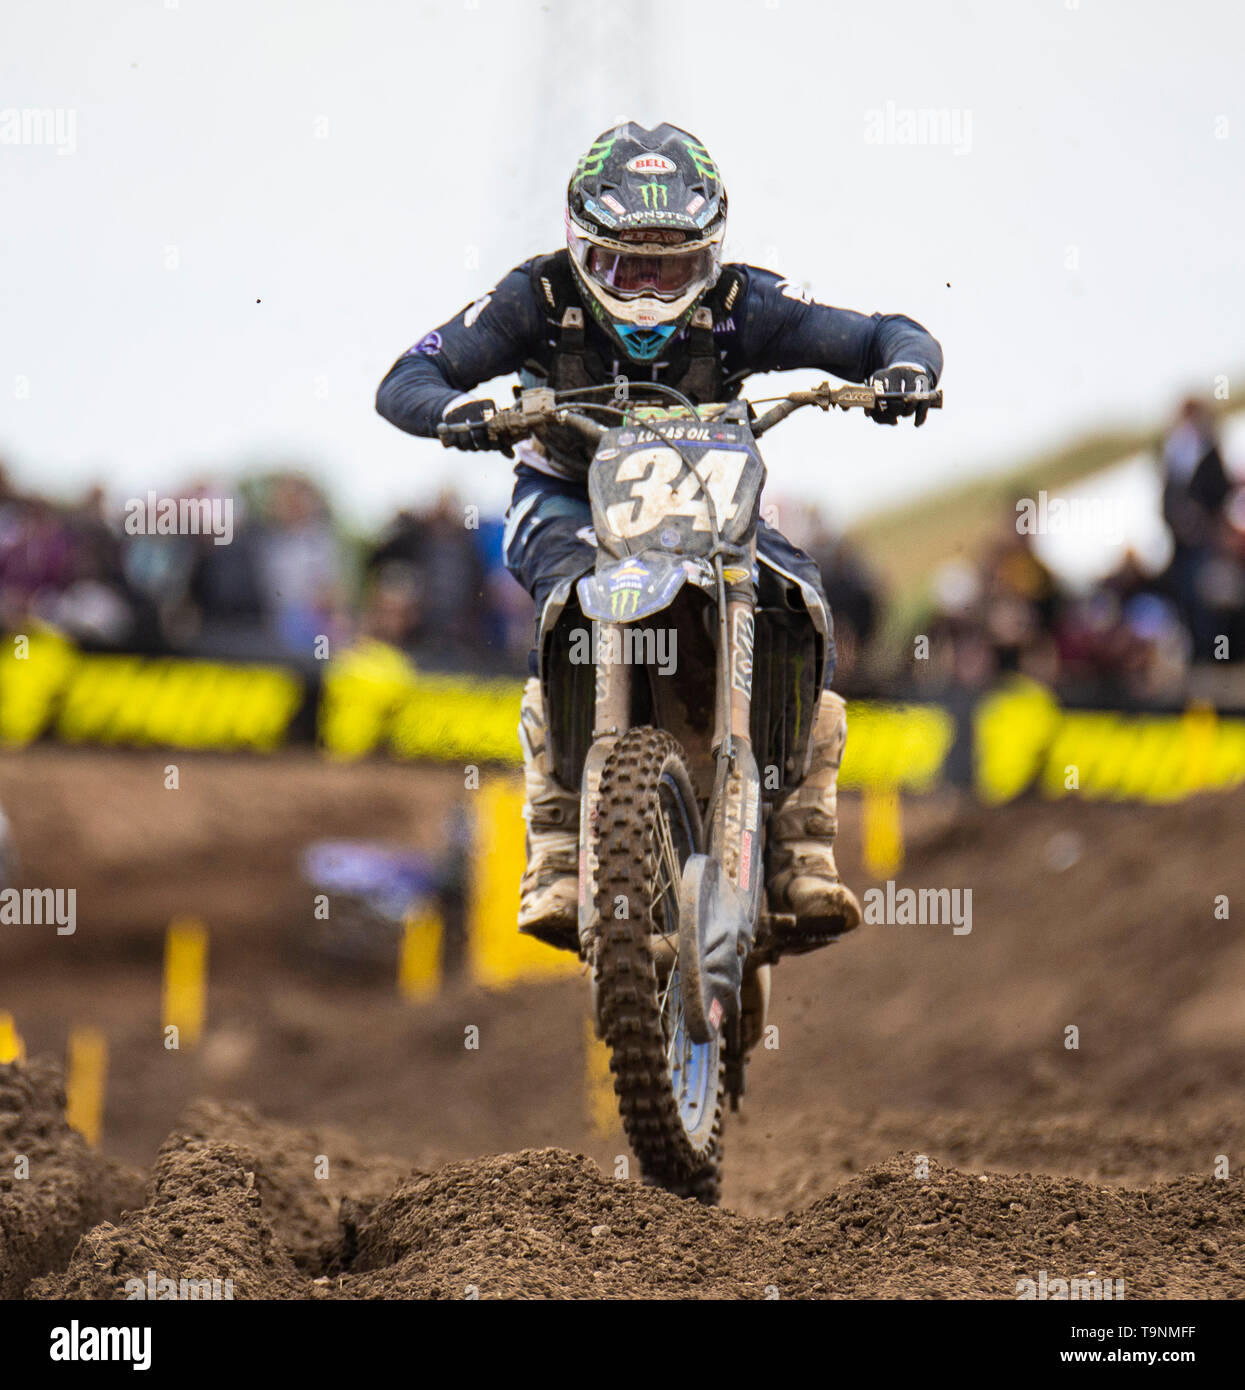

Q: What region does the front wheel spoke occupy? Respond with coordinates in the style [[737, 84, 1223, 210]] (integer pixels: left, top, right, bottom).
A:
[[658, 813, 682, 905], [666, 1009, 689, 1077], [657, 966, 676, 1017], [650, 870, 673, 916]]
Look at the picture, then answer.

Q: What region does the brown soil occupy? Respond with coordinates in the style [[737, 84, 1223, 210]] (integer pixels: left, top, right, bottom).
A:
[[0, 1060, 143, 1297], [0, 745, 1242, 1298], [23, 1091, 1245, 1300]]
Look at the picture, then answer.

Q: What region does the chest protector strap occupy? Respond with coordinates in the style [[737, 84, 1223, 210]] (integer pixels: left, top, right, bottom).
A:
[[676, 305, 718, 405], [553, 307, 597, 391]]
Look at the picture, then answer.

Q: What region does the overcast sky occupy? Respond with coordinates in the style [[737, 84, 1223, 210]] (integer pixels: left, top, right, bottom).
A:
[[2, 0, 1241, 532]]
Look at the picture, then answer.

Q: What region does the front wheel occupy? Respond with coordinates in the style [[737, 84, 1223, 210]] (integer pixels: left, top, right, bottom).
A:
[[592, 727, 725, 1203]]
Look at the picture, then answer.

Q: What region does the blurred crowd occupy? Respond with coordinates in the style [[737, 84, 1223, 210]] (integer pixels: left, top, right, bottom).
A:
[[906, 399, 1245, 705], [1, 397, 1241, 705], [0, 468, 526, 674]]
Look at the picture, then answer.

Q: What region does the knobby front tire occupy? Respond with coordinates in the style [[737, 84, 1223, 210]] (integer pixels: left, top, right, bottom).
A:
[[592, 727, 725, 1204]]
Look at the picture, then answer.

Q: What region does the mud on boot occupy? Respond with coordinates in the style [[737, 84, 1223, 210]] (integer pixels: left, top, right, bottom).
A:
[[765, 688, 862, 954], [516, 677, 580, 952]]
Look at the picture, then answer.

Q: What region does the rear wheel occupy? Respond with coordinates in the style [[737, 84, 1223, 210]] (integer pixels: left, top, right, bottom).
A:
[[592, 727, 724, 1203]]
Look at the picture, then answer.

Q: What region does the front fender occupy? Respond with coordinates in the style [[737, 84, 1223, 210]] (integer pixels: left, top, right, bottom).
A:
[[576, 551, 692, 624]]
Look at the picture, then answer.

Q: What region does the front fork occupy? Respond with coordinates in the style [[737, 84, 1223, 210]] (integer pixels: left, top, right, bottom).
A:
[[710, 586, 767, 1105], [578, 579, 769, 1091], [709, 589, 764, 916], [577, 625, 626, 963]]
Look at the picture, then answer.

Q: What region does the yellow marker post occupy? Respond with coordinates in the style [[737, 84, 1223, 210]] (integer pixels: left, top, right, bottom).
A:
[[1183, 702, 1217, 795], [585, 1014, 616, 1138], [65, 1027, 108, 1147], [467, 777, 578, 987], [398, 907, 443, 1001], [0, 1012, 26, 1064], [862, 783, 904, 879], [162, 917, 208, 1048]]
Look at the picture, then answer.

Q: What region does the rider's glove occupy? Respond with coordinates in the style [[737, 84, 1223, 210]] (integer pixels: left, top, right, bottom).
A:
[[440, 398, 511, 456], [868, 363, 935, 428]]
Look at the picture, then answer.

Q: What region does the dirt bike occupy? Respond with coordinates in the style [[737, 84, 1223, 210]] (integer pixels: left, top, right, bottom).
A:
[[441, 378, 941, 1202]]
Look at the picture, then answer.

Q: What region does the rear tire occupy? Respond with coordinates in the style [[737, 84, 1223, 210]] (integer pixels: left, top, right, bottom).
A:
[[592, 727, 725, 1203]]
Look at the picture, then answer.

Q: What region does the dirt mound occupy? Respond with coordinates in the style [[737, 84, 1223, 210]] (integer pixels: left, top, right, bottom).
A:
[[31, 1095, 410, 1300], [780, 1160, 1244, 1300], [340, 1149, 763, 1298], [35, 1139, 310, 1300], [5, 748, 1245, 1296], [0, 1060, 142, 1297], [27, 1078, 1245, 1299], [167, 1101, 410, 1272]]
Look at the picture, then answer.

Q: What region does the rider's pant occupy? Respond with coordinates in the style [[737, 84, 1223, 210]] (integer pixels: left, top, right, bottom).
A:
[[502, 464, 836, 687]]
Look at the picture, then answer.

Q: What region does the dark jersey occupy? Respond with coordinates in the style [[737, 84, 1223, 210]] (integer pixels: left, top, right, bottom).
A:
[[376, 249, 942, 479]]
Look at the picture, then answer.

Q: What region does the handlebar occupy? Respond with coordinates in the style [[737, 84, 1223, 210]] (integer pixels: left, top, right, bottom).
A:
[[434, 380, 943, 449], [435, 388, 607, 450], [749, 381, 942, 437]]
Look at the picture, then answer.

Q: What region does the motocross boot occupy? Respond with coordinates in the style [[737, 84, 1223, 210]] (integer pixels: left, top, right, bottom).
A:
[[766, 688, 862, 952], [516, 677, 580, 952]]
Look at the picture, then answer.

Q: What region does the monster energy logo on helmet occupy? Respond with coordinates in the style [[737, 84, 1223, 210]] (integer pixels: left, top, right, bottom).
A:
[[682, 136, 717, 182], [573, 132, 618, 183], [565, 121, 728, 363]]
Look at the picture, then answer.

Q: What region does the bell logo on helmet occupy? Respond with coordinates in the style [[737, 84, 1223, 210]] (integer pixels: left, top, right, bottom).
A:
[[625, 153, 677, 175]]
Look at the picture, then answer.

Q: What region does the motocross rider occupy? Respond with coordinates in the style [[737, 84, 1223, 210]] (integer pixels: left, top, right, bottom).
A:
[[376, 122, 942, 952]]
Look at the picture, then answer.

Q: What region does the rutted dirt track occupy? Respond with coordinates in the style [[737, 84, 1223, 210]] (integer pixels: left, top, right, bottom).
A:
[[1, 747, 1243, 1298]]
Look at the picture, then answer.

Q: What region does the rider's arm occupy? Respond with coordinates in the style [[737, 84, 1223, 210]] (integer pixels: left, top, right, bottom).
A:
[[375, 262, 544, 437], [737, 267, 943, 385]]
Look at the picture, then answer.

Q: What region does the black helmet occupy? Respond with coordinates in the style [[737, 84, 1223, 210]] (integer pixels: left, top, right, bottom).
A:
[[566, 122, 727, 362]]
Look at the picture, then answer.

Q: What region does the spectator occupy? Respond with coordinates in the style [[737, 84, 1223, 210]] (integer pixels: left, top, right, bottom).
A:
[[1160, 399, 1233, 659], [253, 473, 351, 658], [367, 489, 488, 668]]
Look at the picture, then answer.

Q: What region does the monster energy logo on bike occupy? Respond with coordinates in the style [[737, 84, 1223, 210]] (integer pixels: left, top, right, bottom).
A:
[[640, 181, 669, 209]]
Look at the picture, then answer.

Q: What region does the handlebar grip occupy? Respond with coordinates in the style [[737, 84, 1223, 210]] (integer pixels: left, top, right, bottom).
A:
[[891, 388, 942, 409], [436, 421, 473, 447], [558, 411, 607, 446]]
